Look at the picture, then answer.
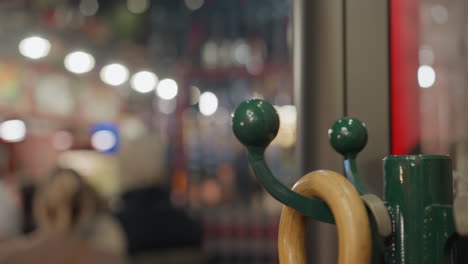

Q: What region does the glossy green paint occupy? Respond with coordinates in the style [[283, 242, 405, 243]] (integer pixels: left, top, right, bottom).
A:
[[329, 118, 369, 194], [328, 117, 368, 158], [232, 99, 334, 223], [383, 155, 455, 264], [232, 99, 279, 148], [344, 158, 369, 195], [423, 205, 456, 263]]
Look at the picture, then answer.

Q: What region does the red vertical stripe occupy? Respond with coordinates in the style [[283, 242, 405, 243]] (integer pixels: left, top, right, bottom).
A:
[[390, 0, 421, 155]]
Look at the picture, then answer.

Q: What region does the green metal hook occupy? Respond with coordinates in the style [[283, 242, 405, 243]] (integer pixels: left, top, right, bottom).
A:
[[232, 99, 334, 223], [328, 118, 393, 239], [328, 117, 369, 195]]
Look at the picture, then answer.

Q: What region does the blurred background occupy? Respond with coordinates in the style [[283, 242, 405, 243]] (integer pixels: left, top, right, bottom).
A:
[[0, 0, 295, 263], [0, 0, 467, 263]]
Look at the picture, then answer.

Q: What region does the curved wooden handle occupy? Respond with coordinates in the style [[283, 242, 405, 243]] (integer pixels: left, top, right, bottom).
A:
[[278, 170, 372, 264]]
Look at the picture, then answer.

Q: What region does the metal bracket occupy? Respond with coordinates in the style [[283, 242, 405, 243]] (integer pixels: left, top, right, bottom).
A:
[[361, 194, 392, 237]]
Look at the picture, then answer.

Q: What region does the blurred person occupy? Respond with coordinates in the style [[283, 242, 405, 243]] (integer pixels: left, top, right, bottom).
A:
[[114, 134, 203, 263], [0, 168, 128, 264]]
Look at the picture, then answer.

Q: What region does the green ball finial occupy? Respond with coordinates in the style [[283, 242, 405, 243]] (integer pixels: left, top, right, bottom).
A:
[[328, 117, 368, 158], [232, 99, 279, 149]]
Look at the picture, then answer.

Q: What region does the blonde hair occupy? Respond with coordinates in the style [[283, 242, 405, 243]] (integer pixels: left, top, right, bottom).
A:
[[34, 168, 105, 234]]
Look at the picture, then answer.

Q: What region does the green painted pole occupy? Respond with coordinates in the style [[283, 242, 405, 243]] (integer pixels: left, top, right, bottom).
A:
[[384, 155, 455, 263]]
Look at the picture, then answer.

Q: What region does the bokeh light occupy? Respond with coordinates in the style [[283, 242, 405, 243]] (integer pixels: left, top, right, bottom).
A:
[[218, 41, 233, 67], [232, 40, 250, 65], [185, 0, 205, 10], [79, 0, 99, 16], [199, 91, 218, 116], [120, 117, 147, 141], [19, 36, 51, 60], [278, 105, 297, 125], [131, 71, 158, 93], [127, 0, 150, 14], [431, 5, 448, 24], [272, 105, 297, 148], [52, 131, 74, 151], [91, 130, 117, 152], [200, 179, 222, 206], [100, 63, 129, 86], [156, 79, 178, 100], [64, 51, 95, 74], [0, 120, 26, 143], [418, 65, 436, 88], [201, 41, 218, 68]]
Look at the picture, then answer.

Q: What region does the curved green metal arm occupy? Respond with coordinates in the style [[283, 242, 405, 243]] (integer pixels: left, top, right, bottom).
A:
[[344, 158, 369, 195], [232, 99, 334, 223], [248, 146, 334, 223]]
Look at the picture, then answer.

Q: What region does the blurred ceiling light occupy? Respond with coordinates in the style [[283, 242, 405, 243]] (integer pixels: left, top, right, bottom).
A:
[[418, 65, 436, 88], [431, 5, 448, 24], [218, 41, 233, 67], [120, 117, 147, 140], [278, 105, 297, 125], [52, 130, 74, 151], [185, 0, 204, 10], [19, 36, 51, 60], [64, 51, 95, 74], [199, 91, 218, 116], [79, 0, 99, 16], [156, 78, 178, 100], [100, 63, 129, 86], [91, 130, 117, 152], [131, 71, 158, 93], [232, 40, 250, 65], [0, 119, 26, 143], [158, 98, 177, 114], [127, 0, 150, 14], [201, 41, 218, 68], [190, 86, 201, 105], [272, 105, 297, 148]]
